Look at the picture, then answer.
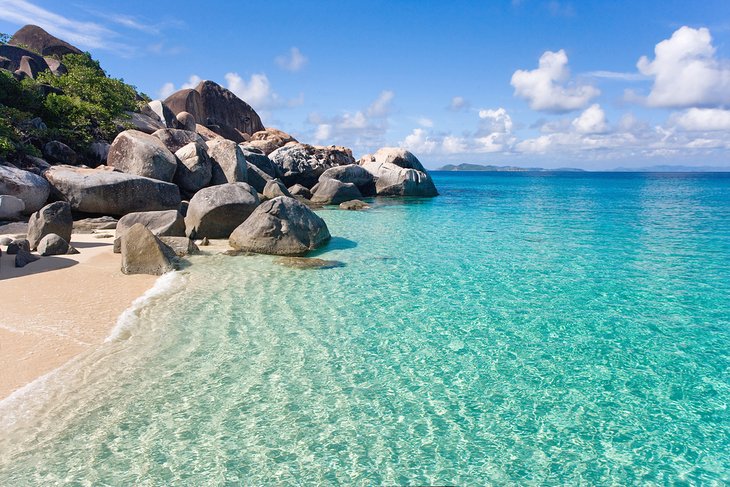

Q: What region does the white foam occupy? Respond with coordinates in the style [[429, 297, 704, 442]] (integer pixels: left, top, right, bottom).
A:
[[106, 270, 186, 342]]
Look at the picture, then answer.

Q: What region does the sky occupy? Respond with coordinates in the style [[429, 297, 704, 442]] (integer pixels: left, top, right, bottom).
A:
[[1, 0, 729, 169]]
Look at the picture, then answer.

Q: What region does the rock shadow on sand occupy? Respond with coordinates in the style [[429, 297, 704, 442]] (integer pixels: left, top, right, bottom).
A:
[[0, 254, 78, 280]]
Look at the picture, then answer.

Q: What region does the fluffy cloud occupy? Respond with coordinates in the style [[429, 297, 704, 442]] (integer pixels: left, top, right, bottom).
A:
[[637, 26, 730, 108], [571, 104, 608, 134], [511, 49, 600, 112], [401, 128, 438, 154], [308, 91, 395, 151], [672, 108, 730, 131], [275, 47, 308, 72], [479, 108, 513, 133], [157, 74, 202, 98]]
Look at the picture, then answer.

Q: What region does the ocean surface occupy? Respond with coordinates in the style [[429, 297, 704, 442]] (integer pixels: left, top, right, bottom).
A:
[[1, 172, 729, 485]]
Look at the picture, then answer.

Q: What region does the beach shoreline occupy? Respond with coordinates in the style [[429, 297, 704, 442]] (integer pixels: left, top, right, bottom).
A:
[[0, 231, 157, 400]]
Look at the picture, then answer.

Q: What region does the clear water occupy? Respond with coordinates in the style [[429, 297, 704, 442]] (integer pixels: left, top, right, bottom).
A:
[[1, 172, 729, 485]]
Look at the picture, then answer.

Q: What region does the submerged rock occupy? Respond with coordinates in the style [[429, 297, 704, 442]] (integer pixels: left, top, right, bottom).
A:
[[274, 257, 345, 269], [229, 196, 330, 256], [27, 201, 73, 250], [339, 199, 370, 210]]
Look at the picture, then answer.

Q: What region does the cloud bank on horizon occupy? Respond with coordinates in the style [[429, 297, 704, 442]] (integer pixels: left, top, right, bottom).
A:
[[0, 0, 729, 168]]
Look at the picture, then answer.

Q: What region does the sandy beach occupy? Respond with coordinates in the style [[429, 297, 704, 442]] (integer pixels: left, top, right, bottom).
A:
[[0, 230, 156, 400]]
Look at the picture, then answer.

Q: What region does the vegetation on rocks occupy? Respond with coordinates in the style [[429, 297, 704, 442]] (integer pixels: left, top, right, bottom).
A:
[[0, 33, 146, 162]]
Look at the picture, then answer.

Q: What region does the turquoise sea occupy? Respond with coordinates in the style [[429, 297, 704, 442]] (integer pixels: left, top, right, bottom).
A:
[[1, 172, 729, 485]]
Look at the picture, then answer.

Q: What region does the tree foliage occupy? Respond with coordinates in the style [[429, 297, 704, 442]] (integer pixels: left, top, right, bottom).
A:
[[0, 52, 146, 160]]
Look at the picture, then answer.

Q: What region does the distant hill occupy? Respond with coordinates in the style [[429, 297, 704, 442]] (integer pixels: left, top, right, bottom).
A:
[[437, 163, 584, 172]]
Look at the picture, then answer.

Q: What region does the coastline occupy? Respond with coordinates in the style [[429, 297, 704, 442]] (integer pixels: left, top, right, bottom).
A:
[[0, 232, 157, 400]]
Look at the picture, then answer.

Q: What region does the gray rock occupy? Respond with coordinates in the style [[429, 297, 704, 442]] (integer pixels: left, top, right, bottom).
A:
[[73, 216, 117, 233], [37, 233, 70, 256], [44, 166, 181, 216], [7, 239, 30, 254], [174, 142, 212, 194], [142, 100, 176, 128], [207, 139, 247, 185], [120, 223, 176, 275], [269, 143, 356, 188], [185, 182, 260, 239], [241, 147, 279, 178], [263, 179, 292, 199], [23, 155, 51, 171], [0, 195, 25, 220], [0, 164, 51, 214], [246, 128, 297, 156], [159, 236, 199, 256], [27, 201, 73, 250], [42, 141, 77, 165], [359, 147, 438, 197], [311, 179, 362, 205], [152, 128, 207, 154], [229, 196, 330, 256], [113, 209, 185, 253], [176, 111, 196, 131], [122, 112, 165, 135], [319, 164, 376, 196], [89, 141, 110, 166], [339, 199, 370, 210], [288, 184, 312, 199], [246, 162, 273, 194], [15, 248, 39, 268], [107, 130, 177, 182], [44, 57, 67, 76], [9, 25, 82, 57]]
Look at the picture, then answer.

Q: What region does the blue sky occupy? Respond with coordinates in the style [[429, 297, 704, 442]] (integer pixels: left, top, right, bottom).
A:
[[1, 0, 729, 169]]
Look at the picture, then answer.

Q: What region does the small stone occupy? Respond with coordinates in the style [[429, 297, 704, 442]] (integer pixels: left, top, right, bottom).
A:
[[15, 248, 39, 268], [339, 199, 370, 210], [200, 237, 210, 246], [7, 239, 30, 255]]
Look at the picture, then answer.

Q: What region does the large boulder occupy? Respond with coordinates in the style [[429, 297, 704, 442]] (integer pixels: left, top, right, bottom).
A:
[[288, 184, 312, 200], [43, 141, 77, 165], [113, 209, 185, 253], [246, 128, 297, 156], [122, 111, 165, 134], [184, 182, 259, 239], [44, 166, 181, 216], [359, 148, 438, 197], [268, 143, 355, 188], [107, 130, 177, 182], [142, 100, 176, 128], [0, 45, 49, 78], [176, 112, 196, 132], [0, 195, 25, 220], [9, 25, 82, 57], [206, 139, 247, 185], [89, 141, 110, 166], [318, 164, 375, 196], [163, 80, 265, 142], [310, 179, 362, 205], [0, 164, 50, 214], [120, 223, 176, 276], [263, 179, 292, 199], [241, 147, 279, 177], [37, 233, 70, 256], [246, 163, 273, 194], [229, 196, 331, 256], [158, 236, 199, 257], [27, 201, 72, 250], [174, 142, 212, 194], [152, 128, 207, 154]]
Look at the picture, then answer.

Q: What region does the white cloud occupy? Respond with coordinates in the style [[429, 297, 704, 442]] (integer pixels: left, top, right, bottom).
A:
[[158, 82, 175, 99], [479, 108, 513, 133], [572, 104, 608, 134], [511, 49, 600, 112], [637, 26, 730, 108], [417, 117, 434, 128], [401, 128, 437, 154], [367, 90, 395, 117], [672, 108, 730, 131], [157, 74, 202, 99], [448, 96, 470, 111], [225, 73, 276, 109], [442, 135, 468, 154], [275, 47, 308, 72]]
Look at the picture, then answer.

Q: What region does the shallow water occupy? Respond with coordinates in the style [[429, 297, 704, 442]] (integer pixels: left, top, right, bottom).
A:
[[1, 172, 729, 485]]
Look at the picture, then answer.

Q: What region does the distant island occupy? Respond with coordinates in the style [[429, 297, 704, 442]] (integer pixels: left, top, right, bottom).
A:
[[437, 163, 585, 172]]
